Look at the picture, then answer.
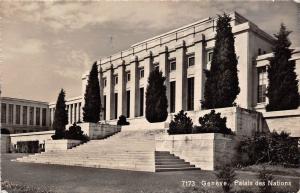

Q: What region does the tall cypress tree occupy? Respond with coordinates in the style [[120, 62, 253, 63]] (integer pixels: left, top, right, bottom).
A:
[[52, 89, 68, 139], [145, 68, 168, 123], [266, 24, 299, 111], [83, 62, 101, 123], [202, 13, 240, 109]]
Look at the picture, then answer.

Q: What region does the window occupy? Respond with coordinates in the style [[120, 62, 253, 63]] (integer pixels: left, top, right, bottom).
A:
[[36, 107, 40, 126], [188, 54, 195, 67], [114, 93, 118, 119], [29, 107, 34, 125], [187, 78, 195, 111], [9, 104, 13, 124], [139, 88, 144, 116], [126, 91, 130, 118], [16, 105, 21, 124], [114, 75, 118, 85], [169, 59, 176, 71], [42, 108, 47, 126], [207, 51, 213, 62], [1, 103, 6, 124], [23, 106, 27, 125], [126, 72, 131, 82], [103, 78, 107, 87], [170, 82, 176, 113], [140, 68, 144, 78], [257, 67, 267, 103], [154, 63, 159, 70], [103, 95, 106, 120], [258, 48, 262, 55]]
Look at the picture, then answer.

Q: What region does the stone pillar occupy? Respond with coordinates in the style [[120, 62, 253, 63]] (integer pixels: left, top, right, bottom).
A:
[[33, 106, 36, 126], [39, 107, 43, 126], [13, 104, 16, 125], [5, 103, 9, 124], [194, 34, 205, 111], [98, 65, 104, 121], [130, 56, 138, 118], [106, 66, 114, 120], [159, 46, 170, 112], [117, 61, 126, 117], [143, 52, 153, 116], [68, 105, 72, 124], [74, 103, 77, 123], [175, 41, 187, 112], [77, 103, 81, 123], [81, 73, 88, 121], [20, 106, 23, 125]]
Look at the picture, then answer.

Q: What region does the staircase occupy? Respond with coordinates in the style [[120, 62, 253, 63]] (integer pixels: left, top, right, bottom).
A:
[[15, 129, 199, 172], [155, 151, 199, 172]]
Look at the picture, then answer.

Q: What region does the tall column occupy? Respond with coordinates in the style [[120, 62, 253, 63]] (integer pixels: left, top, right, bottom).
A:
[[20, 106, 23, 125], [130, 56, 138, 118], [5, 103, 9, 124], [175, 40, 187, 112], [74, 104, 77, 123], [143, 52, 153, 116], [194, 34, 205, 111], [159, 46, 170, 112], [13, 104, 16, 125], [117, 61, 126, 117], [33, 106, 36, 126], [68, 105, 72, 124], [98, 66, 104, 121], [81, 73, 88, 122], [77, 103, 81, 123], [106, 66, 114, 120]]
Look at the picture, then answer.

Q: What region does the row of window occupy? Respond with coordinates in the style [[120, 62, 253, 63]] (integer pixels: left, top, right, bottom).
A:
[[1, 104, 47, 126]]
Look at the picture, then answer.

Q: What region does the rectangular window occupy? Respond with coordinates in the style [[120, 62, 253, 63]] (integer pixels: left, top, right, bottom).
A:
[[103, 78, 107, 87], [169, 59, 176, 71], [126, 91, 130, 118], [103, 95, 106, 120], [170, 81, 176, 113], [140, 87, 144, 116], [257, 67, 267, 103], [16, 105, 21, 124], [9, 104, 14, 124], [140, 68, 144, 78], [36, 107, 40, 126], [114, 93, 118, 119], [1, 103, 7, 124], [42, 108, 47, 126], [114, 75, 118, 85], [187, 77, 195, 111], [29, 107, 34, 125], [23, 106, 27, 125], [207, 51, 213, 62], [154, 63, 159, 70], [188, 54, 195, 67], [126, 72, 131, 82]]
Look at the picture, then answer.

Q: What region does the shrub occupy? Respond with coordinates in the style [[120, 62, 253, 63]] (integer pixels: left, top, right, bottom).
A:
[[215, 164, 236, 193], [194, 110, 233, 134], [168, 110, 193, 135], [117, 115, 129, 126], [237, 131, 299, 166], [65, 123, 89, 142]]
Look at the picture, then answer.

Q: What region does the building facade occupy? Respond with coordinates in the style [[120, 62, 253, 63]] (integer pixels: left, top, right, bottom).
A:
[[0, 97, 51, 134], [76, 12, 300, 123]]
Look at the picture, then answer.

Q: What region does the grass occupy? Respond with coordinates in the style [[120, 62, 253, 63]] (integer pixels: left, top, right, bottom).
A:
[[1, 181, 55, 193]]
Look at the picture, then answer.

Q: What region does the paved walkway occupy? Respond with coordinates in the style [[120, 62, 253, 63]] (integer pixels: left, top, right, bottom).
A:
[[1, 154, 299, 193]]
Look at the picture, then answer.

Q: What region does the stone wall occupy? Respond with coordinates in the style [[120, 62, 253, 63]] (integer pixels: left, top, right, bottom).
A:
[[263, 109, 300, 137], [1, 134, 10, 153], [155, 133, 237, 170], [78, 123, 121, 139], [45, 139, 81, 152]]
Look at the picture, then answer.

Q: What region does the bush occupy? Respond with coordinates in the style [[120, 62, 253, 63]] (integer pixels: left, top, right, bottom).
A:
[[168, 110, 193, 135], [65, 123, 89, 142], [194, 110, 233, 135], [215, 164, 236, 193], [237, 131, 299, 166], [117, 115, 130, 126]]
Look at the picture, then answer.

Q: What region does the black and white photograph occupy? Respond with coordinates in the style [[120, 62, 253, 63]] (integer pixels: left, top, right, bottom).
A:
[[0, 1, 299, 193]]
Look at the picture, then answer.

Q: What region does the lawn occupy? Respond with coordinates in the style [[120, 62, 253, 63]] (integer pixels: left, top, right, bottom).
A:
[[1, 154, 299, 193]]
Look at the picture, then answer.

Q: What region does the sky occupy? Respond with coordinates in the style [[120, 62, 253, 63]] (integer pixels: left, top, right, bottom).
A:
[[0, 1, 299, 102]]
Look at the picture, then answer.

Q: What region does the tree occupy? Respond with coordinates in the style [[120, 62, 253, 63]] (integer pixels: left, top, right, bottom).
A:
[[83, 62, 101, 123], [168, 110, 193, 135], [202, 13, 240, 109], [52, 89, 68, 140], [145, 68, 168, 123], [266, 24, 299, 111]]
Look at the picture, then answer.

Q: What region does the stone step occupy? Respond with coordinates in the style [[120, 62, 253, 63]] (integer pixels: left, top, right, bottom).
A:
[[155, 164, 195, 169], [155, 167, 199, 172]]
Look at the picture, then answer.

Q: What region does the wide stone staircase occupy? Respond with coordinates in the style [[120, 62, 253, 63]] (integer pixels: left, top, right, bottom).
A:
[[14, 129, 199, 172]]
